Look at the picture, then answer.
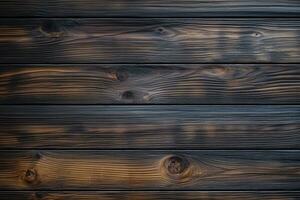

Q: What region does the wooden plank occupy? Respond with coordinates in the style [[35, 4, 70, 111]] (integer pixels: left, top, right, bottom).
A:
[[1, 19, 300, 63], [1, 191, 300, 200], [0, 105, 299, 149], [1, 64, 300, 104], [0, 150, 299, 190], [0, 0, 299, 17]]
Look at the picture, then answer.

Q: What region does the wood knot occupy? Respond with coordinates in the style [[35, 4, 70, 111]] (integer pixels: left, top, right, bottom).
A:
[[165, 155, 189, 175], [40, 20, 63, 38], [116, 70, 128, 82], [157, 27, 164, 32], [160, 155, 196, 183], [156, 27, 167, 35], [252, 31, 262, 38], [23, 168, 38, 184], [34, 192, 45, 199], [122, 90, 134, 99], [35, 152, 42, 160]]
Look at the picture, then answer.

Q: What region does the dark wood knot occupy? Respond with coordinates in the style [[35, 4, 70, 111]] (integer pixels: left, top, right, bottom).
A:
[[35, 152, 42, 160], [40, 20, 63, 37], [35, 192, 45, 199], [116, 70, 128, 82], [24, 168, 38, 183], [122, 90, 134, 99], [156, 27, 167, 35], [252, 31, 262, 38], [157, 27, 164, 32], [165, 155, 189, 175]]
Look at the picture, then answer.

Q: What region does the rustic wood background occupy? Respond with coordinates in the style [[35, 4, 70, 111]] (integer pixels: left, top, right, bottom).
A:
[[0, 1, 300, 199]]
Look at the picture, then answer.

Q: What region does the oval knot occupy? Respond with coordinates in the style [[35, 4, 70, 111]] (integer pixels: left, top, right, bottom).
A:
[[165, 155, 189, 175], [24, 168, 38, 183], [40, 20, 63, 38]]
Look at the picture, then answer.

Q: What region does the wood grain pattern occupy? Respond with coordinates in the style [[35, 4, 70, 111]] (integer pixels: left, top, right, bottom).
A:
[[0, 150, 299, 190], [1, 64, 300, 104], [1, 19, 300, 63], [0, 0, 299, 17], [0, 105, 299, 149], [0, 0, 299, 198], [1, 191, 300, 200]]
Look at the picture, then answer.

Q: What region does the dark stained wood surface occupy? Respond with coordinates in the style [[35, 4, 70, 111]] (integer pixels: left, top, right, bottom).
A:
[[0, 0, 299, 17], [1, 64, 299, 104], [0, 0, 299, 198], [1, 19, 300, 63], [0, 150, 299, 190], [1, 191, 300, 200], [1, 105, 299, 149]]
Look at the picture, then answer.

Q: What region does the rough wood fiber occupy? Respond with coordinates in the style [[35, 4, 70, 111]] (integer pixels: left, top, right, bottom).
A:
[[1, 191, 300, 200], [0, 64, 299, 104], [0, 150, 299, 190], [0, 105, 299, 149], [1, 19, 300, 63], [0, 0, 299, 17]]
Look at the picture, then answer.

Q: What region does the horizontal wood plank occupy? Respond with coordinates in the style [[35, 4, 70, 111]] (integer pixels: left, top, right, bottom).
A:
[[0, 150, 299, 190], [1, 19, 300, 63], [0, 105, 299, 149], [1, 64, 300, 104], [0, 0, 299, 17], [1, 191, 300, 200]]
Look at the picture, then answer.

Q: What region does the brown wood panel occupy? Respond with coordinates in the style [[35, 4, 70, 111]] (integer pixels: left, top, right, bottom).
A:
[[0, 150, 299, 190], [1, 19, 300, 63], [1, 64, 299, 104], [1, 191, 300, 200], [1, 106, 299, 149], [0, 0, 299, 17]]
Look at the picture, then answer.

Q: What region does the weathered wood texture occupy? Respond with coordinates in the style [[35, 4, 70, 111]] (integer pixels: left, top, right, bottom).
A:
[[0, 105, 299, 149], [0, 150, 299, 190], [1, 191, 300, 200], [0, 0, 299, 17], [1, 19, 300, 63], [1, 64, 299, 104], [0, 0, 299, 197]]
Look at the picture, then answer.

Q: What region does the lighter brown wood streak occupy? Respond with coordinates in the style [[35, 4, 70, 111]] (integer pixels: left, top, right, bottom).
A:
[[0, 64, 299, 104], [0, 151, 299, 190]]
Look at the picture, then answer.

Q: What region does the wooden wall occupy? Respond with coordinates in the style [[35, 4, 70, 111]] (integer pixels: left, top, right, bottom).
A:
[[0, 1, 299, 199]]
